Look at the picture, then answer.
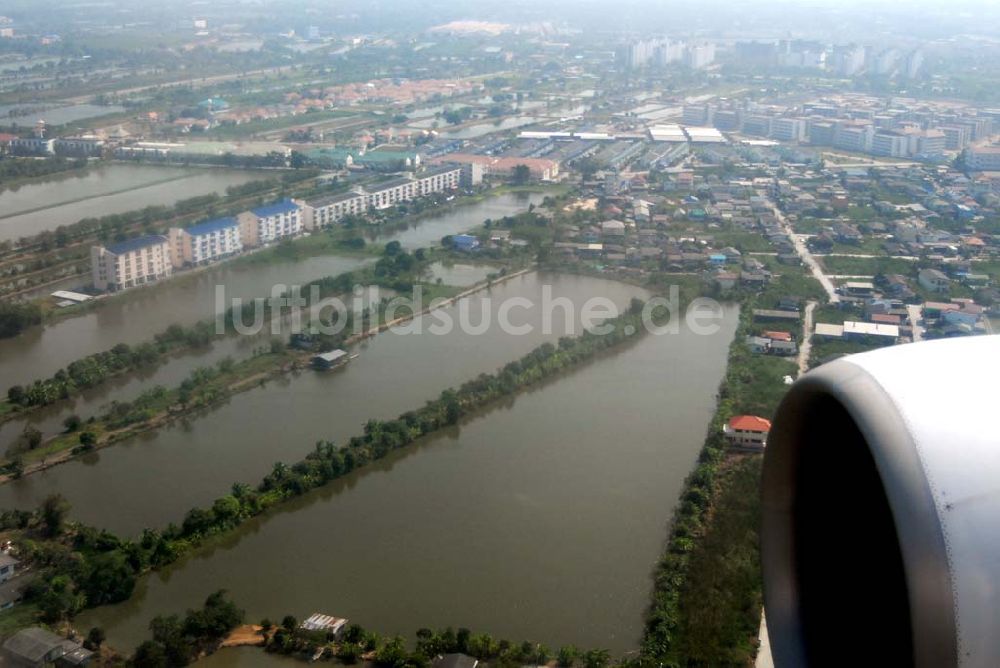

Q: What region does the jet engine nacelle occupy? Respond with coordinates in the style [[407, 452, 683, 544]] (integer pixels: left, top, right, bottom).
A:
[[761, 336, 1000, 668]]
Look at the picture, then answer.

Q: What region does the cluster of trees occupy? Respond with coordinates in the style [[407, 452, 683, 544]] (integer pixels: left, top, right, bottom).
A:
[[131, 591, 244, 668], [0, 301, 42, 339], [265, 620, 612, 668], [6, 321, 217, 409], [1, 495, 145, 621], [0, 157, 87, 185]]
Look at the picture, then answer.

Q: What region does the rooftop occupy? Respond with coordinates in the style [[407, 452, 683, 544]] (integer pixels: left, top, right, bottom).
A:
[[105, 234, 168, 256], [186, 217, 238, 236], [728, 415, 772, 433], [251, 199, 300, 218]]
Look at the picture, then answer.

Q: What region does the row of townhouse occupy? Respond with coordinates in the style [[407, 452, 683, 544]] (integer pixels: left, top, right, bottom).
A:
[[300, 165, 462, 228], [91, 167, 463, 292]]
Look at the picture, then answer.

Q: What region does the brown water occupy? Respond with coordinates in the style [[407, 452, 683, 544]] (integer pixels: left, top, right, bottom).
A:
[[0, 164, 263, 243], [0, 272, 645, 532], [0, 192, 542, 388], [65, 280, 737, 656]]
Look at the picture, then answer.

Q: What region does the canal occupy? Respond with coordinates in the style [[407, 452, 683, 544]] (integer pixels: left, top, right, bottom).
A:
[[0, 272, 645, 532], [73, 284, 738, 655], [0, 264, 491, 452], [0, 192, 542, 388], [0, 164, 263, 243]]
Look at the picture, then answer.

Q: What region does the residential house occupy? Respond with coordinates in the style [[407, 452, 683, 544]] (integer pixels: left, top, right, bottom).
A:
[[0, 553, 17, 583], [724, 415, 771, 451], [746, 336, 770, 353], [1, 628, 93, 668], [918, 268, 951, 294], [769, 340, 798, 356]]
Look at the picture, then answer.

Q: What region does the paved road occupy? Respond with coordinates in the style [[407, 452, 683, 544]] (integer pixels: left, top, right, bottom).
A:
[[771, 203, 839, 303], [797, 300, 818, 375], [907, 304, 925, 342], [756, 612, 775, 668]]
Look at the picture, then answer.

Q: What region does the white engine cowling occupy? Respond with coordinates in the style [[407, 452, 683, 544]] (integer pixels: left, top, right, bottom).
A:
[[761, 336, 1000, 668]]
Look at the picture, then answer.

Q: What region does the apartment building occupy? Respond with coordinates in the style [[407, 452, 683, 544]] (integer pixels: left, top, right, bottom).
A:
[[53, 136, 105, 157], [302, 166, 462, 227], [92, 235, 172, 292], [833, 123, 874, 153], [682, 105, 710, 126], [168, 217, 243, 267], [872, 131, 910, 158], [770, 117, 807, 142], [967, 147, 1000, 172], [301, 192, 368, 229], [239, 199, 302, 247], [941, 125, 970, 150], [10, 137, 54, 156]]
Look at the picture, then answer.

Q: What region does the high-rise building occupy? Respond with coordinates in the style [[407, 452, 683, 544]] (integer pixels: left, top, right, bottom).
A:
[[831, 45, 866, 76], [685, 43, 716, 69]]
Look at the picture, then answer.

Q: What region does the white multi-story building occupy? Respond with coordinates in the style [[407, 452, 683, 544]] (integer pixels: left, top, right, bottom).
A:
[[301, 166, 462, 228], [168, 217, 243, 267], [239, 199, 302, 247], [916, 130, 946, 157], [833, 123, 874, 153], [685, 43, 716, 69], [872, 131, 910, 158], [770, 117, 807, 142], [967, 147, 1000, 171], [92, 235, 172, 292], [10, 137, 54, 156], [301, 192, 368, 229], [682, 105, 710, 126], [941, 125, 970, 150], [364, 167, 462, 211]]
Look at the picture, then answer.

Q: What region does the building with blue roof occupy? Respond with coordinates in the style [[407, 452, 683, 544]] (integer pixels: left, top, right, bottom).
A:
[[241, 199, 302, 246], [168, 217, 243, 267], [92, 235, 172, 292], [452, 234, 480, 251]]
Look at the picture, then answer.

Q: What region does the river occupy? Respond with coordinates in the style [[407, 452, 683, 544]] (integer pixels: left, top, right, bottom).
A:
[[70, 280, 737, 655], [0, 164, 264, 243], [0, 192, 543, 388]]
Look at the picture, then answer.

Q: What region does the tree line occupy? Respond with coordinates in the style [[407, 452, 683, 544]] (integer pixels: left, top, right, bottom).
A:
[[262, 618, 612, 668], [0, 157, 88, 185], [5, 320, 217, 408], [7, 304, 652, 629]]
